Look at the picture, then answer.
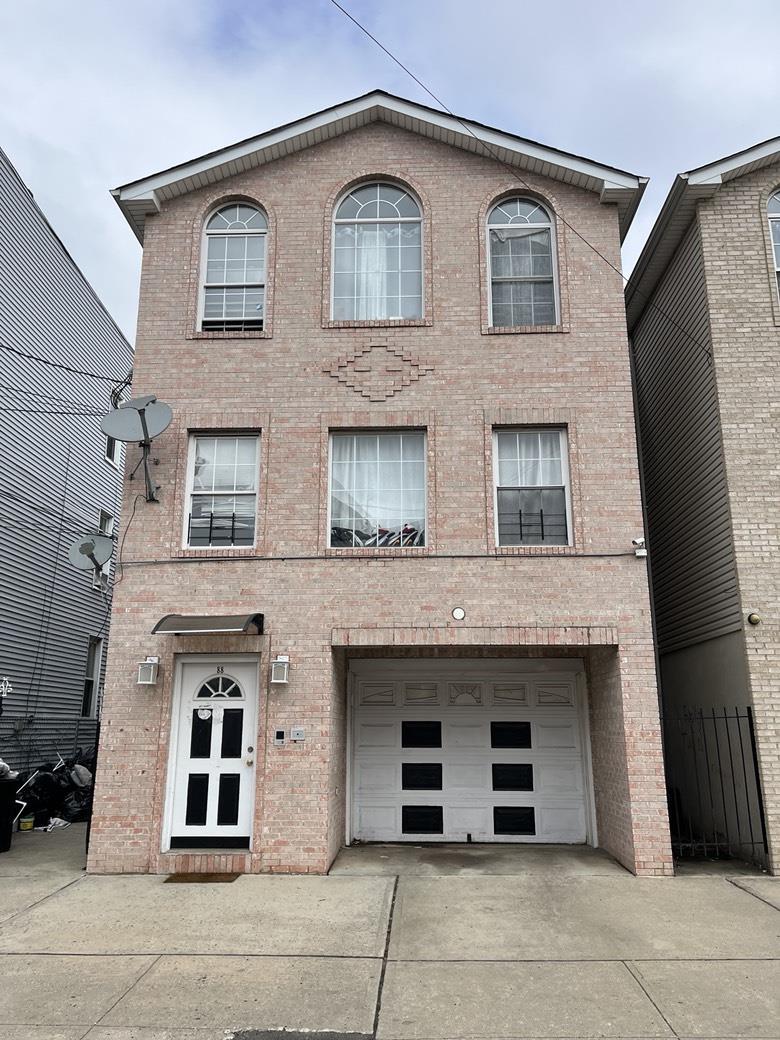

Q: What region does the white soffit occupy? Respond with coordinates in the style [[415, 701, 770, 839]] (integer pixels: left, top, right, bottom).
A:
[[112, 90, 646, 243], [626, 135, 780, 330]]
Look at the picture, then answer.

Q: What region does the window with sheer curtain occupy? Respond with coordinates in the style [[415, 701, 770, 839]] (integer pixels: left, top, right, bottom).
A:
[[769, 190, 780, 300], [330, 431, 426, 547], [202, 203, 267, 332], [494, 429, 569, 545], [186, 435, 259, 547], [332, 183, 422, 320], [488, 198, 557, 327]]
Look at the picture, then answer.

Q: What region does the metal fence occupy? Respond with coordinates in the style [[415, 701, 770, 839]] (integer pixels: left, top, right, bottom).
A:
[[662, 706, 768, 869]]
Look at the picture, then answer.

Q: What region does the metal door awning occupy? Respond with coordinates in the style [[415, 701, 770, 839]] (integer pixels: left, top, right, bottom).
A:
[[152, 613, 264, 635]]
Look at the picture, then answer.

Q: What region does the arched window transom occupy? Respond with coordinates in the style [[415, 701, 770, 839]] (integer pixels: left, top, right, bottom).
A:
[[769, 190, 780, 300], [333, 183, 422, 321], [202, 203, 267, 332], [487, 197, 557, 327], [196, 675, 244, 699]]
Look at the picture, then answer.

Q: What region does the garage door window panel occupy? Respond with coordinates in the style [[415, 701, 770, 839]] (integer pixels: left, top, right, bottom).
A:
[[402, 805, 443, 834], [402, 720, 441, 748], [492, 763, 534, 791], [494, 806, 536, 835], [491, 721, 532, 748], [402, 763, 443, 790]]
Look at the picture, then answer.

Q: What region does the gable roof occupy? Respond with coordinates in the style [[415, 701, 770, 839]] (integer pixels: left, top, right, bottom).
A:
[[626, 135, 780, 329], [112, 89, 646, 244]]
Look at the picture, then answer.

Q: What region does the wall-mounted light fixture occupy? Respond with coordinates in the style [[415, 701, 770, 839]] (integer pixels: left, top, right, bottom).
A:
[[137, 657, 160, 685], [270, 655, 290, 684]]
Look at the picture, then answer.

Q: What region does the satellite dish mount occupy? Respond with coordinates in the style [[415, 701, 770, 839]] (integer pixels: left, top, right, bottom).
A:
[[100, 394, 173, 503]]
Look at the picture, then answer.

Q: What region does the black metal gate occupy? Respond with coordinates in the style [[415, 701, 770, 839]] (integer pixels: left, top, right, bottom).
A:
[[662, 707, 768, 869]]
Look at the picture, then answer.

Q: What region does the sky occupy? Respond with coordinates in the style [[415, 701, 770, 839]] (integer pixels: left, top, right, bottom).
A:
[[1, 0, 778, 341]]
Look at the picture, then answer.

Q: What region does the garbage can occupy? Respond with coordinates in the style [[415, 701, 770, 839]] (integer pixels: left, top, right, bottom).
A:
[[0, 777, 19, 853]]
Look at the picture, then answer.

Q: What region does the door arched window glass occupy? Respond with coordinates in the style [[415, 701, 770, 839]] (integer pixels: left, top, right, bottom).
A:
[[487, 198, 557, 327], [202, 203, 267, 332], [769, 190, 780, 301], [333, 183, 422, 320]]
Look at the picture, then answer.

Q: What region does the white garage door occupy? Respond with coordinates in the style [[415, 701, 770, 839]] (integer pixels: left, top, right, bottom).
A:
[[350, 660, 592, 843]]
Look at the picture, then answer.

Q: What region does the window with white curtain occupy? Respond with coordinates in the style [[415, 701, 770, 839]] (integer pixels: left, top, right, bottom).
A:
[[202, 203, 267, 331], [330, 431, 426, 547], [488, 198, 557, 327], [769, 190, 780, 300], [332, 183, 422, 320], [186, 435, 259, 547], [494, 429, 570, 545]]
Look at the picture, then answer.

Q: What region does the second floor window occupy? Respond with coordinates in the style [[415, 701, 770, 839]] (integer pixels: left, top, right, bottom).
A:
[[494, 429, 569, 546], [330, 431, 426, 547], [488, 198, 557, 327], [332, 183, 422, 321], [186, 434, 258, 547], [769, 190, 780, 300], [202, 203, 267, 332]]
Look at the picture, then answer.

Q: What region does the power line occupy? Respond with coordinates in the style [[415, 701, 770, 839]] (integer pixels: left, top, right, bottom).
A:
[[0, 341, 125, 383], [327, 0, 713, 364], [0, 405, 105, 416], [0, 380, 106, 411]]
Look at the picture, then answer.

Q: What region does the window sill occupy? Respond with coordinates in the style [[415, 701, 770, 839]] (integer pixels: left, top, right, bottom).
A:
[[173, 546, 259, 559], [482, 323, 569, 335], [186, 329, 271, 341], [493, 544, 577, 555], [325, 545, 432, 557], [324, 318, 432, 329]]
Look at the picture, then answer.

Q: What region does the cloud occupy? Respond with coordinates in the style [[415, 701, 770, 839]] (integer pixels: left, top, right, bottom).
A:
[[1, 0, 777, 337]]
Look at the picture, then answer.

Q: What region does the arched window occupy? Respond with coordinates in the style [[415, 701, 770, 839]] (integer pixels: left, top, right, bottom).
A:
[[769, 190, 780, 300], [332, 182, 422, 320], [202, 203, 267, 332], [487, 198, 557, 327]]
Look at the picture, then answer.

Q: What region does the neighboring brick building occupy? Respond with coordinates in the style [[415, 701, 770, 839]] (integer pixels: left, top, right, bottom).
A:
[[627, 139, 780, 873], [88, 91, 672, 876]]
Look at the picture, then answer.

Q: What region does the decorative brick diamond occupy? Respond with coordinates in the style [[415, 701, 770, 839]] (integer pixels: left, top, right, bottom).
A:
[[324, 343, 434, 401]]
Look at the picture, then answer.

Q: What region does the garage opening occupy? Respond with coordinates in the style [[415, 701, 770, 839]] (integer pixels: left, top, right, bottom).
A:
[[348, 658, 594, 844]]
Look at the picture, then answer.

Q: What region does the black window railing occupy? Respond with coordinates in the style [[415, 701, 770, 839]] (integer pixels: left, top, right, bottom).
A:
[[188, 513, 256, 548], [201, 318, 263, 333], [330, 523, 425, 548], [497, 486, 567, 545]]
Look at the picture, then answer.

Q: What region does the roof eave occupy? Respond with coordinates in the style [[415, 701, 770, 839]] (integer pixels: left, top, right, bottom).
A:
[[111, 90, 646, 244], [625, 174, 721, 330]]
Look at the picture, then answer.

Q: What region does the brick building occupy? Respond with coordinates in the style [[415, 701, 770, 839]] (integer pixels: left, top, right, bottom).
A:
[[627, 139, 780, 873], [88, 91, 672, 876]]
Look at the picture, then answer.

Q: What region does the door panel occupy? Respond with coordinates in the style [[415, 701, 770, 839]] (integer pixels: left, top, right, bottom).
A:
[[168, 658, 258, 850]]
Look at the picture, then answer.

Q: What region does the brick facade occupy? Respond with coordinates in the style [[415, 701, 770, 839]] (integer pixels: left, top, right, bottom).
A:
[[88, 117, 672, 876], [698, 161, 780, 869]]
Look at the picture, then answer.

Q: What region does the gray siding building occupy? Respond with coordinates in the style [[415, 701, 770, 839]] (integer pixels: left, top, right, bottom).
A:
[[627, 139, 780, 871], [0, 147, 133, 772]]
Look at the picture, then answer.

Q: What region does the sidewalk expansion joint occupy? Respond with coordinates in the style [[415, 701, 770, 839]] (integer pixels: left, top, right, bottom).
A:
[[372, 874, 399, 1039], [623, 959, 679, 1039], [726, 876, 780, 912]]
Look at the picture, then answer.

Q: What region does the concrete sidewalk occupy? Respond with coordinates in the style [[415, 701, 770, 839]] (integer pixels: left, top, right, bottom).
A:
[[0, 829, 778, 1039]]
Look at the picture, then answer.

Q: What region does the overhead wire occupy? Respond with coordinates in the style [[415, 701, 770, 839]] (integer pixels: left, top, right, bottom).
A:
[[0, 341, 126, 383], [327, 0, 713, 363]]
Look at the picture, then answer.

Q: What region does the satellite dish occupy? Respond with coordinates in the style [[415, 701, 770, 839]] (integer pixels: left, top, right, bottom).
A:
[[100, 394, 173, 503], [101, 395, 172, 444], [67, 534, 113, 574]]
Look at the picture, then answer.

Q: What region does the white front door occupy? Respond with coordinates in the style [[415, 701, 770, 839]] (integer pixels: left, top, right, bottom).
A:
[[167, 657, 259, 850]]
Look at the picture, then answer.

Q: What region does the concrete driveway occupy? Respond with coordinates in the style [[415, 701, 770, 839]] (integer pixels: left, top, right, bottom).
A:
[[0, 828, 778, 1040]]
